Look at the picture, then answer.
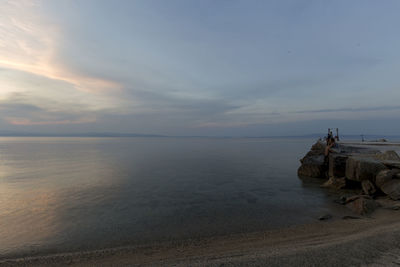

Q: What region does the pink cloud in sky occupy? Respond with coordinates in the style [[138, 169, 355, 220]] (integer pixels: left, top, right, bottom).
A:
[[0, 0, 122, 94]]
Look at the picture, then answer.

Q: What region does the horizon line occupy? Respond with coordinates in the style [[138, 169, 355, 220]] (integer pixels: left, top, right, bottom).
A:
[[0, 132, 398, 139]]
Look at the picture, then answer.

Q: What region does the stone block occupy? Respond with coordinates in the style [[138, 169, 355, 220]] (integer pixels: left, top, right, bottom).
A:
[[345, 195, 379, 215], [381, 180, 400, 200], [375, 169, 400, 188], [345, 157, 387, 182]]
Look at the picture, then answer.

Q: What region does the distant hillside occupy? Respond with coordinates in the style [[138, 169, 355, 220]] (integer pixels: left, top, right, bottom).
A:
[[0, 131, 166, 137]]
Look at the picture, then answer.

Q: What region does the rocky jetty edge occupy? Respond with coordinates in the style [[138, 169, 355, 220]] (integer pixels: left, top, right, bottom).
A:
[[298, 140, 400, 215]]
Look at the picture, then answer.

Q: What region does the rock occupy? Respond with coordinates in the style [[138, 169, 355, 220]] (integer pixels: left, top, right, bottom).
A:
[[381, 180, 400, 200], [310, 141, 326, 154], [342, 215, 361, 220], [334, 199, 345, 205], [375, 150, 400, 161], [298, 142, 327, 179], [300, 142, 325, 161], [322, 177, 346, 190], [345, 194, 371, 204], [345, 156, 387, 182], [345, 195, 379, 215], [328, 154, 348, 178], [375, 197, 400, 210], [334, 195, 348, 205], [375, 169, 400, 189], [376, 169, 395, 188], [361, 180, 376, 196], [356, 158, 387, 182], [382, 161, 400, 169], [319, 214, 332, 220], [298, 151, 327, 178]]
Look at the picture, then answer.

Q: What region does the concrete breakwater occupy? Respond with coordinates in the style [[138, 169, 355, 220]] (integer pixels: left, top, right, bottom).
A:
[[298, 141, 400, 215]]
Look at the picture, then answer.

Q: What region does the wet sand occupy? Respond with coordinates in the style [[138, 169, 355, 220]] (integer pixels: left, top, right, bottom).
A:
[[2, 208, 400, 266]]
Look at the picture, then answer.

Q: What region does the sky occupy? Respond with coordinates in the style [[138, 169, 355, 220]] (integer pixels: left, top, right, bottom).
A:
[[1, 0, 400, 136]]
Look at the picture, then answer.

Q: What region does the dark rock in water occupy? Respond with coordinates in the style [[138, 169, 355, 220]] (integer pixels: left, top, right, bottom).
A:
[[334, 199, 345, 205], [298, 141, 327, 178], [375, 150, 400, 161], [322, 177, 346, 190], [375, 169, 396, 188], [345, 157, 387, 182], [329, 154, 348, 178], [319, 214, 332, 220], [361, 180, 376, 196], [342, 215, 361, 220], [381, 180, 400, 200], [345, 195, 379, 215], [334, 195, 348, 205]]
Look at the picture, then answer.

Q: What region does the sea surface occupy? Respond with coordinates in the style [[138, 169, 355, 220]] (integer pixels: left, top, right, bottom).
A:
[[0, 137, 347, 258]]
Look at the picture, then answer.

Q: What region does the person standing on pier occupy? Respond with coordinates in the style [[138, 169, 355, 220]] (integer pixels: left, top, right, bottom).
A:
[[325, 137, 337, 157]]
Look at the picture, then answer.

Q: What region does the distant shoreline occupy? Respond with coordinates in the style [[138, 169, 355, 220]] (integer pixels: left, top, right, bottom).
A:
[[0, 134, 399, 140]]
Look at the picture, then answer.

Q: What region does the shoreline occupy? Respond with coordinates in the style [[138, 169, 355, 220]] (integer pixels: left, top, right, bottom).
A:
[[2, 209, 400, 266]]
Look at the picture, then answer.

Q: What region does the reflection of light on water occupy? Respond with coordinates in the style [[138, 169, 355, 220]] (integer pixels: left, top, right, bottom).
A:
[[0, 163, 12, 179], [0, 137, 122, 256], [0, 186, 59, 253]]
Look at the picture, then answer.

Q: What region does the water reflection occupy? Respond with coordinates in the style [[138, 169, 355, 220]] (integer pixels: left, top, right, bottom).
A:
[[0, 138, 122, 257], [0, 137, 347, 258]]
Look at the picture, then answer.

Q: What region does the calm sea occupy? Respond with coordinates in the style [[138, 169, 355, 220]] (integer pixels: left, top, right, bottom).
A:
[[0, 137, 346, 258]]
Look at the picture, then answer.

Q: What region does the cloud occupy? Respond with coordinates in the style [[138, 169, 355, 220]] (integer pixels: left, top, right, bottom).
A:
[[0, 93, 96, 126], [0, 0, 399, 135], [0, 0, 122, 95]]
